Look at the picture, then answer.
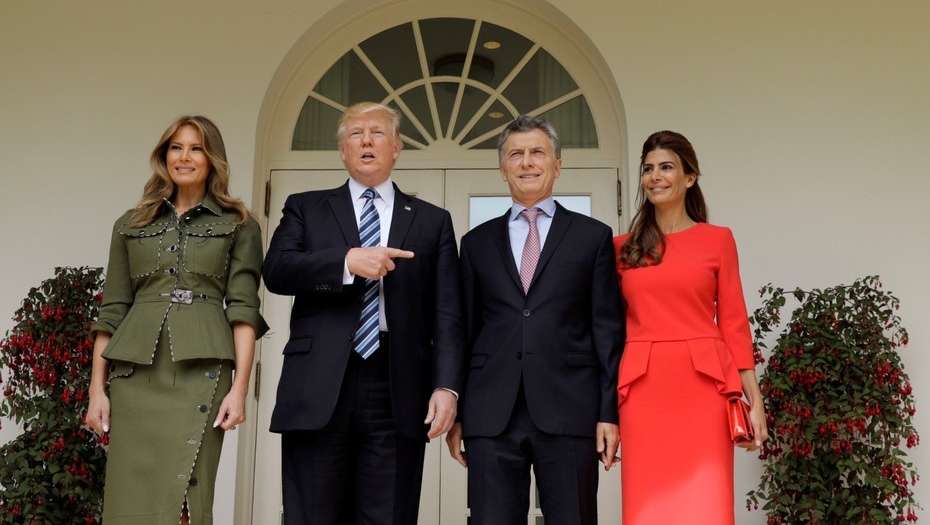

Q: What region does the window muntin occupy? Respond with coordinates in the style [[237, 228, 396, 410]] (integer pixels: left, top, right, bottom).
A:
[[292, 18, 598, 151]]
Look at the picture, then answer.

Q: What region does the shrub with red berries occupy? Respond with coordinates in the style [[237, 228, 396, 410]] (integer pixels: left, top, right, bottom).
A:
[[0, 267, 106, 524], [747, 276, 919, 523]]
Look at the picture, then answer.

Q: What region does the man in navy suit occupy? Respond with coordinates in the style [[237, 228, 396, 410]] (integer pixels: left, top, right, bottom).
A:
[[264, 102, 463, 524], [446, 115, 624, 525]]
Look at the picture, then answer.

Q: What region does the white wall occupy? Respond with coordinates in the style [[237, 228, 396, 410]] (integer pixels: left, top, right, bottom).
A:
[[2, 0, 928, 523], [571, 2, 930, 518]]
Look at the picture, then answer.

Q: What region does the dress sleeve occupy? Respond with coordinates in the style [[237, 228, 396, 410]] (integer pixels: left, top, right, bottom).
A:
[[225, 217, 270, 338], [92, 218, 133, 335], [716, 227, 755, 370]]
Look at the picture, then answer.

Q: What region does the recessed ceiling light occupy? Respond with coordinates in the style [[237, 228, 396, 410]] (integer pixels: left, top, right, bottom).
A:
[[488, 111, 505, 119], [483, 41, 501, 50]]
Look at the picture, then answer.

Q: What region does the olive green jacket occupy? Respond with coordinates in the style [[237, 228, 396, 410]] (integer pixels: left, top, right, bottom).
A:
[[92, 196, 269, 364]]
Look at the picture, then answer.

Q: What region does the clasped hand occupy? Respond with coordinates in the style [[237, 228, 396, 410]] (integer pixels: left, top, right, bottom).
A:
[[736, 401, 769, 452]]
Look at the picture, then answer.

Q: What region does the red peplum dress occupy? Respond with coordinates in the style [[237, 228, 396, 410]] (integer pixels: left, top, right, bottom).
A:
[[614, 223, 756, 524]]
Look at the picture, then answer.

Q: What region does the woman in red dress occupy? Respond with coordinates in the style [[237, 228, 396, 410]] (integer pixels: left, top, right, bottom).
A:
[[615, 131, 768, 524]]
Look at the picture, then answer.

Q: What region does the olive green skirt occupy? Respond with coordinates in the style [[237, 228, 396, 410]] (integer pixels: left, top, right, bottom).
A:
[[102, 329, 232, 525]]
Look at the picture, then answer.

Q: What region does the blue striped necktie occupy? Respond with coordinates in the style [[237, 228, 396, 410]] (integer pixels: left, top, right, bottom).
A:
[[353, 188, 381, 359]]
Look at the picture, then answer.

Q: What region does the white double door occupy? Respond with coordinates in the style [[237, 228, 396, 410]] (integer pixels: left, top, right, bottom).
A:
[[252, 168, 621, 524]]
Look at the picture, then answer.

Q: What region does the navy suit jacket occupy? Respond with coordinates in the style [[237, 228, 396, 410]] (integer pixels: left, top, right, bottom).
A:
[[459, 203, 624, 438], [264, 181, 464, 439]]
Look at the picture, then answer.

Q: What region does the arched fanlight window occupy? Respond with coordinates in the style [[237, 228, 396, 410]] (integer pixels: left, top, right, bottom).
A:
[[292, 18, 598, 151]]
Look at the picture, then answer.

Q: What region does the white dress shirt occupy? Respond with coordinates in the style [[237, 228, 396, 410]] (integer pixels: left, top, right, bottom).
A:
[[343, 177, 394, 331], [341, 177, 458, 399]]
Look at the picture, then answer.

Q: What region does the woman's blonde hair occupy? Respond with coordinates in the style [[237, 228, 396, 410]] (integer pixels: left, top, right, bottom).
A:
[[129, 115, 250, 227]]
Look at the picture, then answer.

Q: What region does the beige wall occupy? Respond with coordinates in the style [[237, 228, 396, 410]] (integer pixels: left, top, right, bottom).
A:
[[580, 2, 930, 518], [2, 0, 928, 522]]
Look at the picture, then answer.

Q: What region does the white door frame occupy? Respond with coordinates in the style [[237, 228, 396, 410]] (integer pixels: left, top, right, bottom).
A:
[[241, 2, 629, 522]]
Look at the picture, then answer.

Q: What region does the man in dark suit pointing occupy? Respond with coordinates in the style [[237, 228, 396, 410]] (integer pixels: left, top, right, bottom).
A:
[[446, 115, 624, 525], [264, 102, 463, 524]]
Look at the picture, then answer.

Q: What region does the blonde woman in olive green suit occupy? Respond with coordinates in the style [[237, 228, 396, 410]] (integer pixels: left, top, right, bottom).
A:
[[84, 116, 269, 525]]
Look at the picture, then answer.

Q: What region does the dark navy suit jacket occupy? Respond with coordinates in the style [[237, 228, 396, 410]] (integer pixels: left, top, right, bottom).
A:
[[264, 181, 464, 440]]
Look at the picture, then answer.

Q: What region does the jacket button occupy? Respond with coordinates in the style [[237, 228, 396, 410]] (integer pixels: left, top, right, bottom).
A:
[[167, 268, 177, 275], [168, 244, 178, 252], [198, 404, 208, 413], [522, 309, 531, 317], [189, 477, 198, 487], [516, 351, 523, 360], [206, 370, 218, 380]]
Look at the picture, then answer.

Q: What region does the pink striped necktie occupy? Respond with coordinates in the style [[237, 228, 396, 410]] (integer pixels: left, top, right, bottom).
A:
[[519, 207, 541, 293]]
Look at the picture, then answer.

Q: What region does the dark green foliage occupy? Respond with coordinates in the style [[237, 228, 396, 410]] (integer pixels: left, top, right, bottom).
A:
[[747, 276, 918, 524], [0, 267, 106, 524]]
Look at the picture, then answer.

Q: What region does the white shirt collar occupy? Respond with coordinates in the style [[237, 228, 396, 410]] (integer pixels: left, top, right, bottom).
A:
[[510, 196, 557, 221], [348, 176, 395, 206]]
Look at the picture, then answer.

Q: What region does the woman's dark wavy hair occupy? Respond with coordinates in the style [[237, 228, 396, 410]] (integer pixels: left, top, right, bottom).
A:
[[619, 130, 708, 268]]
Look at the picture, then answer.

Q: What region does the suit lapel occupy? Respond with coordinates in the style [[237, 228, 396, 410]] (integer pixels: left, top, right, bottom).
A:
[[528, 202, 572, 291], [327, 182, 360, 246], [494, 209, 524, 294], [387, 183, 415, 249], [384, 183, 416, 322]]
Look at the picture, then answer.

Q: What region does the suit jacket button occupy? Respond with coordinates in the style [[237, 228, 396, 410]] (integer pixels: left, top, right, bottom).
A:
[[516, 351, 523, 360], [522, 309, 531, 317], [198, 404, 208, 413]]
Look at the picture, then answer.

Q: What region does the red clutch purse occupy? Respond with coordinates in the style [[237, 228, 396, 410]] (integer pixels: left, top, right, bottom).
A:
[[727, 397, 755, 443]]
